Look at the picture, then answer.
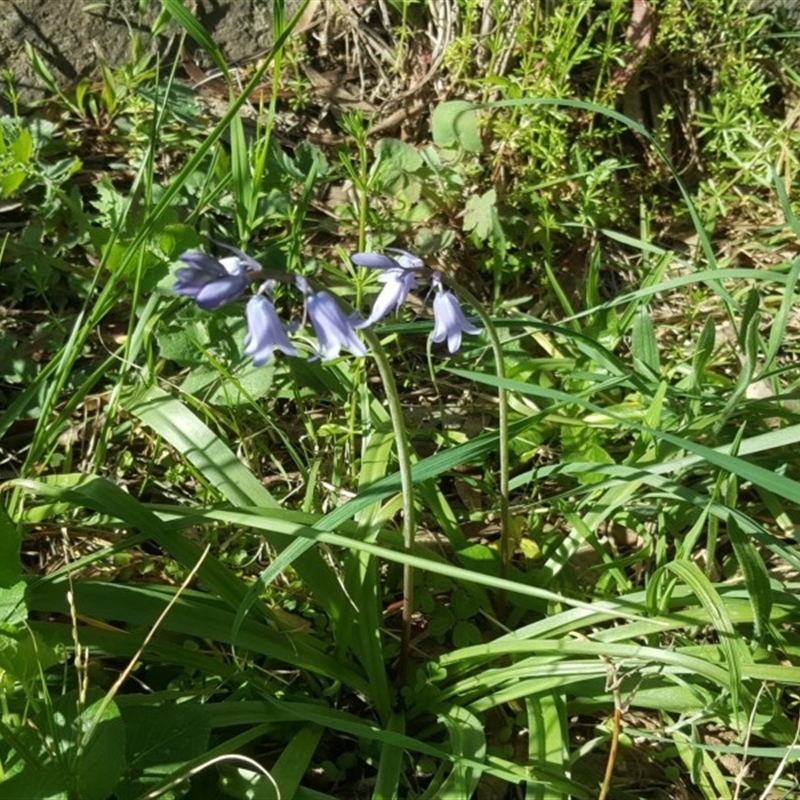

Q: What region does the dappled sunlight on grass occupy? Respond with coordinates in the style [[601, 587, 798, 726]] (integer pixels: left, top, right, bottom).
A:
[[2, 0, 800, 798]]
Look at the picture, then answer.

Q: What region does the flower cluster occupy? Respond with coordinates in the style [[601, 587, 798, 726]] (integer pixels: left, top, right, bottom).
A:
[[350, 249, 480, 354], [172, 245, 479, 365]]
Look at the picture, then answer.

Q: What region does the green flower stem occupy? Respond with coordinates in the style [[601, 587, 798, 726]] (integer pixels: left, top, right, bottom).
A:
[[444, 279, 511, 589], [362, 329, 416, 688]]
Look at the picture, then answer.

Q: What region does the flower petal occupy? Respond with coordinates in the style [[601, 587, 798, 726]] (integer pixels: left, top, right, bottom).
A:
[[358, 269, 418, 328], [430, 289, 479, 354], [350, 252, 402, 270], [213, 240, 263, 272], [244, 295, 298, 365], [173, 269, 208, 296], [219, 256, 249, 277], [174, 250, 254, 310], [178, 251, 227, 277], [307, 291, 367, 361], [194, 274, 249, 310], [386, 248, 425, 270]]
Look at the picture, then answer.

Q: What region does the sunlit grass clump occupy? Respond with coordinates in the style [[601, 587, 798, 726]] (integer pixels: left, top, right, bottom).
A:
[[2, 1, 800, 798]]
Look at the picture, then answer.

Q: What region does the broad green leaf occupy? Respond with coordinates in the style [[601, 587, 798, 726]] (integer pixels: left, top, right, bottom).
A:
[[0, 501, 22, 587], [75, 692, 127, 800], [737, 288, 761, 352], [0, 763, 70, 800], [631, 305, 660, 376], [10, 127, 33, 164], [155, 318, 210, 366], [0, 168, 26, 197], [158, 223, 202, 257], [125, 384, 278, 508], [0, 688, 125, 800], [229, 111, 252, 224], [435, 706, 486, 800], [431, 100, 482, 152], [117, 702, 211, 798], [691, 315, 716, 384], [0, 582, 26, 627], [673, 730, 732, 800], [726, 518, 772, 641], [270, 725, 323, 800], [452, 620, 482, 649], [649, 560, 750, 716], [206, 361, 276, 406], [374, 137, 423, 193], [373, 712, 405, 800], [526, 693, 567, 800], [24, 41, 61, 95], [0, 627, 59, 683], [27, 577, 366, 692], [375, 137, 423, 172], [763, 254, 800, 370], [463, 189, 498, 241], [440, 638, 730, 688]]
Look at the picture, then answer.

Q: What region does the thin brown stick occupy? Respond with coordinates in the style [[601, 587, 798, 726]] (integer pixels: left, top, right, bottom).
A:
[[79, 544, 211, 750], [598, 705, 622, 800]]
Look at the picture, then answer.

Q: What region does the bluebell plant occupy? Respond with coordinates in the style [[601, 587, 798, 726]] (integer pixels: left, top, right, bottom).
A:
[[350, 249, 421, 328], [243, 288, 298, 365], [429, 273, 481, 354], [172, 244, 479, 364], [172, 244, 488, 690], [296, 276, 368, 361], [173, 250, 256, 310]]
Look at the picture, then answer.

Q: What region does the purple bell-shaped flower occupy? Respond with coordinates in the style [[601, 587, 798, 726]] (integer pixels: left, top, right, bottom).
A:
[[351, 249, 425, 328], [243, 291, 298, 365], [430, 274, 480, 354], [296, 276, 367, 361], [173, 251, 253, 310]]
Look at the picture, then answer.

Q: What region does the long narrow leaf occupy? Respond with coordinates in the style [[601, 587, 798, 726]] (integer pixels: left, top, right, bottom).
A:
[[450, 369, 800, 507], [125, 384, 278, 508], [161, 0, 231, 80]]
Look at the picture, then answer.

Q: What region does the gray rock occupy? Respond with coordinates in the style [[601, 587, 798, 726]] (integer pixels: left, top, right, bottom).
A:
[[751, 0, 800, 21], [0, 0, 293, 109]]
